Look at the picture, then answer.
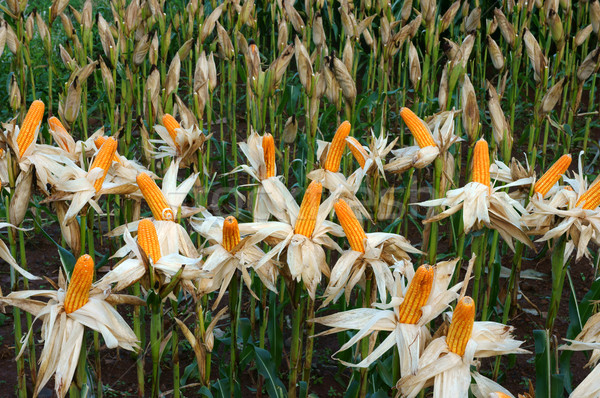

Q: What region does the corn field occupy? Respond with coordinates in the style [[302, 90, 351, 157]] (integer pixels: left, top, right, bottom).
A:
[[1, 0, 600, 396]]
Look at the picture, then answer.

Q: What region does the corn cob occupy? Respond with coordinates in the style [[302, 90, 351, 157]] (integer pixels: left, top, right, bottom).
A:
[[534, 154, 571, 196], [263, 133, 276, 178], [577, 180, 600, 210], [162, 113, 181, 150], [346, 137, 368, 168], [294, 181, 322, 238], [446, 296, 475, 356], [48, 116, 72, 152], [397, 264, 434, 324], [95, 135, 122, 163], [323, 121, 351, 172], [489, 393, 511, 398], [137, 173, 174, 221], [400, 107, 436, 149], [64, 254, 94, 314], [472, 139, 490, 187], [16, 100, 44, 157], [89, 137, 118, 192], [138, 219, 161, 263], [334, 199, 366, 253], [222, 216, 241, 252]]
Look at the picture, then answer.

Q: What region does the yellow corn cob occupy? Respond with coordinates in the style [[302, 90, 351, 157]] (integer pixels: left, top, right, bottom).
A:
[[263, 133, 276, 178], [577, 180, 600, 210], [16, 100, 45, 157], [489, 393, 511, 398], [294, 181, 323, 238], [534, 154, 571, 197], [95, 135, 122, 163], [64, 254, 94, 314], [324, 121, 351, 172], [397, 264, 434, 324], [138, 219, 161, 263], [89, 137, 118, 192], [222, 216, 241, 252], [400, 107, 436, 149], [446, 296, 475, 356], [472, 139, 490, 187], [162, 113, 181, 150], [346, 137, 368, 168], [137, 172, 174, 221], [334, 199, 366, 253]]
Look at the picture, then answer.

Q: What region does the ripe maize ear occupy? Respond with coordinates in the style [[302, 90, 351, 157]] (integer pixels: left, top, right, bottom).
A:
[[294, 181, 322, 238], [17, 100, 44, 157], [347, 137, 368, 168], [446, 296, 475, 356], [472, 139, 490, 187], [162, 113, 181, 150], [577, 180, 600, 210], [89, 137, 118, 192], [138, 219, 161, 263], [95, 135, 121, 163], [263, 133, 276, 178], [137, 173, 174, 221], [64, 254, 94, 314], [534, 154, 571, 197], [334, 199, 366, 253], [397, 264, 434, 324], [222, 216, 241, 252], [324, 121, 351, 172], [400, 107, 436, 149]]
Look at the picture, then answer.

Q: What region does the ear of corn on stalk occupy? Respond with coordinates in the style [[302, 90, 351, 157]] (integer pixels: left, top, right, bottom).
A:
[[324, 121, 351, 172], [138, 219, 161, 263], [95, 135, 121, 163], [472, 139, 490, 187], [346, 137, 368, 168], [64, 254, 94, 314], [400, 107, 436, 148], [534, 154, 571, 196], [294, 181, 322, 237], [137, 172, 174, 221], [222, 216, 241, 251], [334, 199, 366, 253], [16, 100, 44, 157], [397, 264, 434, 324], [262, 133, 276, 178], [446, 296, 475, 356], [89, 137, 118, 192], [577, 180, 600, 210], [162, 113, 181, 150]]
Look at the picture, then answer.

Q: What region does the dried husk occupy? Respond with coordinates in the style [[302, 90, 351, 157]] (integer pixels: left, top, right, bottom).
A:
[[284, 0, 305, 32], [575, 24, 594, 47], [523, 28, 547, 83], [343, 40, 353, 72], [165, 53, 181, 97], [486, 80, 510, 146], [541, 78, 564, 114], [494, 8, 516, 47], [465, 7, 481, 32], [461, 74, 479, 142], [331, 56, 357, 103], [277, 17, 288, 51], [400, 0, 412, 22], [408, 41, 421, 89], [54, 201, 81, 254], [268, 43, 295, 90], [295, 36, 313, 93], [64, 77, 82, 124], [441, 1, 460, 32], [51, 0, 70, 23], [10, 168, 33, 226], [487, 35, 504, 70], [592, 0, 600, 33], [577, 47, 600, 82], [200, 4, 224, 43], [377, 187, 395, 220], [283, 115, 298, 144], [312, 13, 325, 47], [216, 22, 234, 60], [438, 64, 449, 111]]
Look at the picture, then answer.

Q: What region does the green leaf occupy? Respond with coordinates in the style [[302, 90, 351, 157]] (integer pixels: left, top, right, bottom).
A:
[[253, 347, 287, 398]]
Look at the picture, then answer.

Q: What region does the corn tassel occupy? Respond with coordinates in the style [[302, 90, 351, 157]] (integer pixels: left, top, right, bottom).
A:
[[534, 154, 571, 196], [334, 199, 366, 253], [64, 254, 94, 314], [263, 133, 276, 178], [397, 264, 434, 324], [137, 173, 174, 221], [400, 107, 436, 149], [89, 137, 118, 192], [472, 139, 490, 187], [16, 100, 44, 157], [162, 113, 181, 150], [95, 135, 122, 163], [222, 216, 241, 252], [577, 180, 600, 210], [347, 137, 368, 168], [446, 296, 475, 356], [138, 219, 161, 263], [294, 181, 322, 237], [324, 121, 351, 172]]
